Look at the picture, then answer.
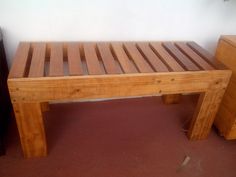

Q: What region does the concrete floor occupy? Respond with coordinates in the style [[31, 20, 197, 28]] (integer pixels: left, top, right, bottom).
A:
[[1, 95, 236, 177]]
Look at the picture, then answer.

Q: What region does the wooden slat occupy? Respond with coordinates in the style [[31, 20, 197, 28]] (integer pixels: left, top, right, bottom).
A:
[[137, 43, 169, 72], [97, 43, 120, 74], [83, 43, 103, 75], [187, 42, 226, 69], [111, 43, 137, 73], [9, 43, 31, 78], [123, 43, 153, 73], [67, 43, 83, 76], [28, 43, 46, 77], [150, 42, 184, 72], [175, 42, 214, 70], [49, 43, 64, 76], [163, 42, 200, 71]]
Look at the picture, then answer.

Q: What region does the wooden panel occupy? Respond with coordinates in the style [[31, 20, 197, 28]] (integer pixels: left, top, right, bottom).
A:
[[8, 70, 231, 103], [124, 43, 153, 73], [163, 42, 200, 71], [28, 43, 46, 77], [175, 42, 214, 70], [187, 42, 226, 69], [215, 104, 236, 139], [220, 93, 236, 117], [150, 42, 184, 72], [214, 37, 236, 139], [9, 43, 31, 78], [111, 43, 137, 73], [13, 102, 47, 158], [216, 40, 236, 74], [67, 43, 83, 76], [97, 43, 120, 74], [137, 43, 169, 72], [83, 43, 103, 75], [49, 43, 64, 76]]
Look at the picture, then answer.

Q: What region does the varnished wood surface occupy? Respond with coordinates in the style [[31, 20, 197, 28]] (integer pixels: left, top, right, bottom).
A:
[[13, 103, 47, 158], [9, 41, 225, 78], [49, 43, 64, 77], [8, 41, 231, 157], [215, 35, 236, 139]]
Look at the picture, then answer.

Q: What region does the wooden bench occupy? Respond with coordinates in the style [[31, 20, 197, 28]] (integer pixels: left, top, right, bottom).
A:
[[8, 41, 231, 158]]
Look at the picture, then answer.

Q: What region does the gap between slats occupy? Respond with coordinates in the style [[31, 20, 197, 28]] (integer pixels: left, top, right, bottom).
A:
[[187, 42, 225, 70], [136, 43, 169, 72], [162, 42, 200, 71], [149, 42, 185, 72], [110, 43, 138, 74], [28, 42, 187, 77], [35, 43, 90, 77], [23, 45, 33, 77], [123, 43, 154, 73], [174, 42, 214, 70], [96, 43, 123, 74]]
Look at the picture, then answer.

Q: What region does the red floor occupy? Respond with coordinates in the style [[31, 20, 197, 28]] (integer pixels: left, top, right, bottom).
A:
[[1, 95, 236, 177]]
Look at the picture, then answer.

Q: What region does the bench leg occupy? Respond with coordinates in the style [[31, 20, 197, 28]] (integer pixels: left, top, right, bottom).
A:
[[13, 102, 47, 158], [162, 94, 181, 104], [188, 89, 225, 140]]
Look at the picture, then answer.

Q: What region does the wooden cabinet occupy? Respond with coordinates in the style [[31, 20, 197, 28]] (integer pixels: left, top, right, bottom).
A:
[[215, 35, 236, 139]]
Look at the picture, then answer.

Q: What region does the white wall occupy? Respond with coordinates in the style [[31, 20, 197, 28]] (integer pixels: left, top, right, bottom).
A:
[[1, 0, 236, 66]]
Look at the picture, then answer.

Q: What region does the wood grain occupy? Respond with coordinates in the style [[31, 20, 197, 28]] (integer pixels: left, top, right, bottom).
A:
[[175, 42, 214, 70], [67, 43, 83, 76], [214, 36, 236, 139], [8, 41, 232, 158], [28, 43, 46, 77], [13, 102, 47, 158], [97, 43, 120, 74], [150, 42, 184, 72], [137, 43, 169, 72], [8, 70, 231, 103], [9, 43, 31, 78], [188, 89, 226, 140], [111, 43, 137, 73], [163, 42, 199, 71], [83, 43, 103, 75], [187, 42, 226, 70], [49, 43, 64, 76], [124, 43, 153, 73]]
